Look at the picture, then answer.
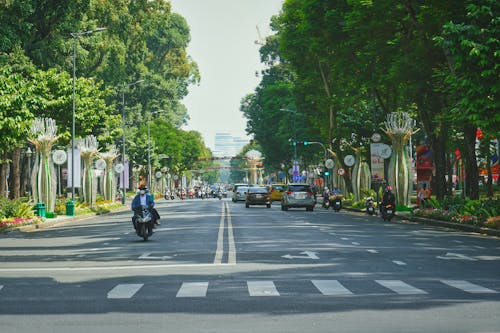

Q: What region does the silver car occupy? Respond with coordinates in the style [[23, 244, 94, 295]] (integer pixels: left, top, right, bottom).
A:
[[281, 183, 316, 211], [233, 186, 249, 202]]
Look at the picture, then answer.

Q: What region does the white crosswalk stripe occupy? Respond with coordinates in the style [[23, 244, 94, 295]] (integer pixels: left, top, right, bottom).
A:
[[247, 281, 280, 296], [176, 282, 209, 298], [376, 280, 428, 295], [312, 280, 353, 296], [107, 284, 143, 299], [441, 280, 498, 294]]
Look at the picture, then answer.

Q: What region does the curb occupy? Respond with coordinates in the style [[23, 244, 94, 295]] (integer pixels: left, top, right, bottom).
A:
[[15, 205, 130, 233], [345, 207, 500, 237]]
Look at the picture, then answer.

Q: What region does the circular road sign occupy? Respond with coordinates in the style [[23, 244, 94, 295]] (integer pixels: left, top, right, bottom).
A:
[[114, 163, 124, 173], [325, 159, 335, 169], [337, 168, 346, 176], [344, 155, 355, 167]]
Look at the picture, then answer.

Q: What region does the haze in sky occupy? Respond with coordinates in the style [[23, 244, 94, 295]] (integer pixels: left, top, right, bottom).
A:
[[169, 0, 283, 150]]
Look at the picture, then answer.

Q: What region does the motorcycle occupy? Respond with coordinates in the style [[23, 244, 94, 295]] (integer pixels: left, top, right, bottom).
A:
[[381, 203, 395, 221], [366, 196, 375, 215], [330, 194, 343, 212], [133, 206, 154, 241], [217, 191, 223, 200], [322, 197, 330, 209]]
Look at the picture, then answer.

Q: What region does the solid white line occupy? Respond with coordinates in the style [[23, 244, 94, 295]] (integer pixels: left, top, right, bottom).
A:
[[441, 280, 498, 294], [176, 282, 209, 298], [226, 203, 236, 264], [312, 280, 353, 296], [376, 280, 427, 295], [392, 260, 407, 266], [107, 283, 143, 299], [0, 285, 3, 291], [247, 281, 280, 296], [213, 203, 226, 264], [367, 249, 379, 254], [351, 242, 360, 246]]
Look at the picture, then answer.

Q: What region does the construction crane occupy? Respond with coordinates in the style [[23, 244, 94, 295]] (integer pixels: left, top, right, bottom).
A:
[[254, 25, 266, 46]]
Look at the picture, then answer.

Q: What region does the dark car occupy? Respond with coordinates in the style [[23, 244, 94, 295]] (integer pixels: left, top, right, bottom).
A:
[[281, 183, 316, 211], [245, 187, 271, 208]]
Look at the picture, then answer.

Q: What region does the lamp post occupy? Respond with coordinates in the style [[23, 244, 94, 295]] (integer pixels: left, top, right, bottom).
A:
[[26, 147, 32, 201], [280, 108, 298, 181], [148, 110, 165, 190], [121, 79, 144, 204], [70, 27, 106, 203]]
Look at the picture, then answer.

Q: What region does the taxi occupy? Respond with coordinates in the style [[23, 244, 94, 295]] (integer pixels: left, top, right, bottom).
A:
[[268, 183, 286, 201]]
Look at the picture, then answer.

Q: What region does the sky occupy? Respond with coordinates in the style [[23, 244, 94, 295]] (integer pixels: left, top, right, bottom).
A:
[[169, 0, 284, 150]]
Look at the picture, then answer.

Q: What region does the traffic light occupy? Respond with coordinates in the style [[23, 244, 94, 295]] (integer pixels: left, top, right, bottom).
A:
[[303, 141, 308, 146], [324, 170, 330, 176]]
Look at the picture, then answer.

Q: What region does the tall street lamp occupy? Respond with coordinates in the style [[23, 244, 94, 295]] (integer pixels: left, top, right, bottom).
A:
[[26, 147, 32, 201], [70, 27, 106, 204], [280, 108, 298, 181], [148, 110, 165, 190], [121, 79, 144, 204]]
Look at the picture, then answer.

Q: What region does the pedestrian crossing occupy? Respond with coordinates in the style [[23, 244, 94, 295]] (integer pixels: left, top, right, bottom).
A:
[[0, 280, 497, 300]]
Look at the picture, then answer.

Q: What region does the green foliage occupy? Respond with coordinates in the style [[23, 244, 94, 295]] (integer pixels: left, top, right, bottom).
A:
[[0, 197, 35, 219]]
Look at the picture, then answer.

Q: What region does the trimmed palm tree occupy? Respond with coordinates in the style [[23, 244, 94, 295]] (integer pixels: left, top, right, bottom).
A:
[[77, 135, 99, 207], [99, 146, 119, 201], [28, 118, 59, 213], [383, 112, 418, 206]]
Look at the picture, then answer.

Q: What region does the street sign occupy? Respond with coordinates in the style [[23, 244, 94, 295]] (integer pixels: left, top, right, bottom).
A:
[[114, 163, 124, 173], [52, 150, 67, 165], [337, 168, 346, 176], [325, 159, 335, 169], [344, 155, 355, 167]]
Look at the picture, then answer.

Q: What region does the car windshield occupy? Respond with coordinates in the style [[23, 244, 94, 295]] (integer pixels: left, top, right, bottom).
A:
[[248, 187, 268, 194], [287, 185, 311, 192], [272, 185, 284, 191], [237, 187, 248, 193]]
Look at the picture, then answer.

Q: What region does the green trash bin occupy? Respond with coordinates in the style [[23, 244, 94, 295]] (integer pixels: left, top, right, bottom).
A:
[[34, 202, 46, 217], [66, 200, 75, 216]]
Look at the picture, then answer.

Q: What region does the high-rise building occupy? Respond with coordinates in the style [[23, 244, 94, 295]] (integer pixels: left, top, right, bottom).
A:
[[214, 133, 248, 157]]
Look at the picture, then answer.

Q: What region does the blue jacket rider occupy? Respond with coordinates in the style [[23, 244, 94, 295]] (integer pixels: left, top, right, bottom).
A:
[[131, 186, 155, 211]]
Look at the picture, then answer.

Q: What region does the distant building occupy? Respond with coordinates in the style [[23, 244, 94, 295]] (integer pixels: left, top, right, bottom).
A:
[[214, 133, 248, 157]]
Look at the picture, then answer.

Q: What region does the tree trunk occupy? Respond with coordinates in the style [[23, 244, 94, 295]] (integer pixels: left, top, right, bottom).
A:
[[0, 161, 6, 198], [10, 149, 21, 199], [463, 125, 479, 199]]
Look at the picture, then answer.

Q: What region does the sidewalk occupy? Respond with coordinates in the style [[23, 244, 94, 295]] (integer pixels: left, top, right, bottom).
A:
[[346, 208, 500, 237]]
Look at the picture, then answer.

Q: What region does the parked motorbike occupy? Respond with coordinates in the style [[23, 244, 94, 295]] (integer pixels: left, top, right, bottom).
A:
[[366, 196, 375, 215], [133, 206, 154, 241], [381, 203, 395, 221]]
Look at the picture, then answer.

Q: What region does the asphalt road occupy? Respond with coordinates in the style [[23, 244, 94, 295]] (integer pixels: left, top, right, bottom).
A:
[[0, 198, 499, 333]]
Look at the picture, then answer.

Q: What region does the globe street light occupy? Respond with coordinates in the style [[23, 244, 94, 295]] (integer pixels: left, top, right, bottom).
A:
[[121, 79, 144, 204], [70, 27, 106, 203]]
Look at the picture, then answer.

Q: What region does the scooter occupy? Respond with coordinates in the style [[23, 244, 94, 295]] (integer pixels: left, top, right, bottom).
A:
[[366, 196, 375, 215], [322, 197, 330, 209], [381, 203, 395, 221], [133, 206, 154, 241], [330, 195, 342, 212]]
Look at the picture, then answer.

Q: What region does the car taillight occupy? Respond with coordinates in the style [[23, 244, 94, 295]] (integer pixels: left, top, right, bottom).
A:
[[287, 191, 293, 195], [307, 192, 314, 196]]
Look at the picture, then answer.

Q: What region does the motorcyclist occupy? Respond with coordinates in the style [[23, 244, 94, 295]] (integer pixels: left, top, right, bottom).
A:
[[381, 185, 396, 215], [131, 186, 159, 231], [322, 187, 330, 207]]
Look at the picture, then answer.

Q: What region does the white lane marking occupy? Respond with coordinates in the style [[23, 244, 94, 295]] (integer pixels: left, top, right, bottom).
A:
[[213, 203, 226, 264], [441, 280, 498, 294], [226, 203, 236, 264], [312, 280, 353, 296], [474, 246, 485, 249], [176, 282, 209, 298], [437, 252, 477, 261], [376, 280, 427, 295], [367, 249, 379, 254], [247, 281, 280, 296], [341, 237, 349, 241], [139, 253, 172, 260], [351, 242, 360, 246], [453, 240, 463, 244], [0, 285, 3, 291], [107, 284, 143, 299], [392, 260, 407, 266]]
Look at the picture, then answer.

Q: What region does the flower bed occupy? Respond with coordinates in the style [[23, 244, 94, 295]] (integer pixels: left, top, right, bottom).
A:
[[0, 217, 42, 231]]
